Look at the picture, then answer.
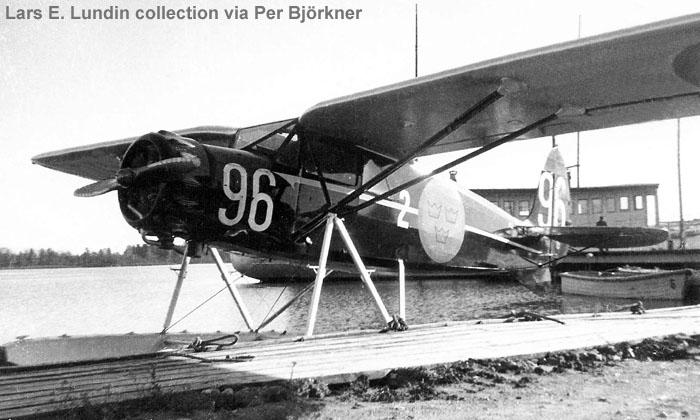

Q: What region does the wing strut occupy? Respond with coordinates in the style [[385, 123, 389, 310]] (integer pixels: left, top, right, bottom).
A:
[[292, 77, 523, 242], [344, 107, 581, 217], [303, 137, 332, 207]]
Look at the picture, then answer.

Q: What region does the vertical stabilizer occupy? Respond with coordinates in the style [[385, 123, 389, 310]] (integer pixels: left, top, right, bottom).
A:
[[528, 147, 571, 229], [516, 148, 571, 289]]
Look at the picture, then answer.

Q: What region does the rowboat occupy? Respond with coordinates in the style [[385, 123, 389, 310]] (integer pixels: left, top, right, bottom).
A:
[[560, 267, 700, 300]]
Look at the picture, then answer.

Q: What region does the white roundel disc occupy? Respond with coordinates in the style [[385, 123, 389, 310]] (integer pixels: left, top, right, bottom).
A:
[[417, 179, 465, 263]]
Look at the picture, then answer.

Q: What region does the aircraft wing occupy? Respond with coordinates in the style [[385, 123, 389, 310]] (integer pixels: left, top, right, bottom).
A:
[[31, 138, 135, 181], [300, 14, 700, 160], [523, 226, 668, 249], [31, 126, 237, 181]]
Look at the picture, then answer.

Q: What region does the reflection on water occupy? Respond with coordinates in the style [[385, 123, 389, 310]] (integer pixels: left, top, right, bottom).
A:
[[0, 264, 696, 343]]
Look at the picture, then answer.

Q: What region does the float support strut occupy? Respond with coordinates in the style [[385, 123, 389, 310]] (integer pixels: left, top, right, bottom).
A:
[[257, 282, 315, 332], [161, 242, 190, 334], [306, 214, 393, 337], [335, 215, 392, 323], [211, 247, 256, 332], [306, 215, 335, 336]]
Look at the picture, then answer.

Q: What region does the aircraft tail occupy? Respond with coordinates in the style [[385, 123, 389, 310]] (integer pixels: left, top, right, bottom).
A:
[[517, 147, 572, 288], [527, 147, 571, 230]]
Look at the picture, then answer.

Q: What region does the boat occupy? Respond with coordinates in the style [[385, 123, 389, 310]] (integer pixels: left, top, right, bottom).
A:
[[560, 267, 700, 300]]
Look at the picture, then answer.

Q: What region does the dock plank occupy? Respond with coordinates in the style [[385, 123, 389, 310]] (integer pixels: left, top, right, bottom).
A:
[[3, 305, 700, 418]]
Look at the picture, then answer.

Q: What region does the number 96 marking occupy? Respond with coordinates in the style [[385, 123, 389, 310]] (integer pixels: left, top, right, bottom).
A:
[[218, 164, 276, 232], [537, 171, 567, 227]]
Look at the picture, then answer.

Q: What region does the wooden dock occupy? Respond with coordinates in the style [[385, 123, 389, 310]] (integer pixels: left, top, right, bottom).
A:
[[3, 305, 700, 418]]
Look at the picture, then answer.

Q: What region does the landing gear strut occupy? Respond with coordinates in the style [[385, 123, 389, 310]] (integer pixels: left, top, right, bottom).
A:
[[160, 241, 255, 334], [306, 213, 394, 336], [160, 226, 402, 338], [161, 242, 191, 334]]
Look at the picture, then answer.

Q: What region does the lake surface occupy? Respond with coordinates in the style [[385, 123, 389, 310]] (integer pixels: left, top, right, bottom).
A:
[[0, 264, 694, 344]]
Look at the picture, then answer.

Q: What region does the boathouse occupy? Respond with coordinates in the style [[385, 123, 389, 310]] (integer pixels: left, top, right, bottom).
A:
[[473, 184, 660, 228]]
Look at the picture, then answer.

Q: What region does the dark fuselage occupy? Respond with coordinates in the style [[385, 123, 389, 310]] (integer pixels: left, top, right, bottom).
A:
[[117, 128, 544, 280]]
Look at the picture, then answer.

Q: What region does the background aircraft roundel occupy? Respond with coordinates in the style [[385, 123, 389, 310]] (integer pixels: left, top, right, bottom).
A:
[[417, 178, 466, 263]]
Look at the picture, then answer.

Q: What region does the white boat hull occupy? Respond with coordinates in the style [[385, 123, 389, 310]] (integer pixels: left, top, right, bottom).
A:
[[560, 268, 698, 300]]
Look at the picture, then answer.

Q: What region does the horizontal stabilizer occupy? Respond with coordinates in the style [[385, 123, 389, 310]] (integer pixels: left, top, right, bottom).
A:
[[520, 226, 668, 249]]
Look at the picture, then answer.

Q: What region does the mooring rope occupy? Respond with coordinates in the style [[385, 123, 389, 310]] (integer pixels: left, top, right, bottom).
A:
[[163, 283, 232, 333], [260, 285, 289, 327]]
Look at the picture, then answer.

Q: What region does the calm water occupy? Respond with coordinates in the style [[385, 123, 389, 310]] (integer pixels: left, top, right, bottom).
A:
[[0, 264, 693, 343]]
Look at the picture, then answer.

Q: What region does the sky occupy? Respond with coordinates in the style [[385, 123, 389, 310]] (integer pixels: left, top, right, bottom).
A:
[[1, 0, 700, 254]]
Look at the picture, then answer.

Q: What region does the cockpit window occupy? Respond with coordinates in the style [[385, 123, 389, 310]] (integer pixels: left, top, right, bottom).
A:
[[246, 132, 301, 172], [236, 119, 296, 149], [362, 158, 393, 195], [251, 133, 288, 154], [235, 119, 300, 171], [272, 133, 300, 170], [303, 139, 359, 186]]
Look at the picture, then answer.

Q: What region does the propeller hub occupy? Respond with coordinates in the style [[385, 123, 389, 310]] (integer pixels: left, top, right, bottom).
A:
[[115, 168, 137, 186]]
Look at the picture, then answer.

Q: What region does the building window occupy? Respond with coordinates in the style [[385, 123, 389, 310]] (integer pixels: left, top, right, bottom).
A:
[[577, 199, 588, 215], [518, 200, 530, 217], [635, 195, 644, 210], [592, 198, 602, 214], [503, 201, 514, 216], [646, 195, 657, 227], [620, 196, 629, 211], [606, 197, 615, 213]]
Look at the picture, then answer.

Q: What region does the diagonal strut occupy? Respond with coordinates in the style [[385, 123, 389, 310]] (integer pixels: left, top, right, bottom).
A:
[[342, 108, 576, 217], [291, 78, 523, 242]]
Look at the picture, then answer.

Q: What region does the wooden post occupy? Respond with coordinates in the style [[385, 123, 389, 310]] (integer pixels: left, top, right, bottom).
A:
[[398, 259, 406, 320], [677, 118, 685, 249]]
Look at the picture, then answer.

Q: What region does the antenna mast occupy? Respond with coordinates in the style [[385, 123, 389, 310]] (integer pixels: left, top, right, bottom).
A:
[[576, 14, 582, 188], [415, 4, 418, 78]]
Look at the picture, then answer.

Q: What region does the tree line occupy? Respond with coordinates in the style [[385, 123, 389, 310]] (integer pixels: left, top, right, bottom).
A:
[[0, 245, 199, 269]]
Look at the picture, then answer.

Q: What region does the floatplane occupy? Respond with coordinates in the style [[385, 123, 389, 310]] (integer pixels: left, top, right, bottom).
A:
[[11, 13, 700, 365]]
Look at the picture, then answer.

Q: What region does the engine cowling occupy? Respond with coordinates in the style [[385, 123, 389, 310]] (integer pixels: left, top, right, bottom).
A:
[[116, 130, 286, 252], [117, 131, 210, 247]]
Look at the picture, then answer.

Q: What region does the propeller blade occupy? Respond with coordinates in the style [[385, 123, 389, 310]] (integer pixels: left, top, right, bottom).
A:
[[74, 155, 201, 198], [74, 178, 120, 197]]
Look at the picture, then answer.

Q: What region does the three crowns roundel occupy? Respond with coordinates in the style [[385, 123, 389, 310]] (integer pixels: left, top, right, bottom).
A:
[[417, 178, 466, 263]]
